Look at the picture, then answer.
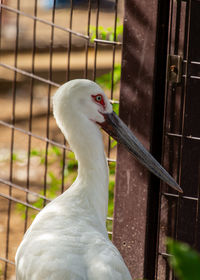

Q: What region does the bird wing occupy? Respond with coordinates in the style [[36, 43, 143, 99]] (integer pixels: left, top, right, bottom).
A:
[[16, 231, 132, 280], [16, 235, 87, 280], [16, 196, 132, 280], [85, 237, 132, 280]]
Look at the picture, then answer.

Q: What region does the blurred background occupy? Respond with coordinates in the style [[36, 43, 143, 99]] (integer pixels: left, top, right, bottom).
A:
[[0, 0, 123, 278]]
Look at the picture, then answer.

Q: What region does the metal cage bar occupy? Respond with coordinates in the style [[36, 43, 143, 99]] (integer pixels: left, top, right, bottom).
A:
[[156, 0, 200, 279]]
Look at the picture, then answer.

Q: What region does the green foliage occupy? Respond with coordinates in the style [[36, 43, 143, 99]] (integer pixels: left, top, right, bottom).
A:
[[66, 151, 78, 171], [30, 148, 45, 164], [0, 263, 2, 277], [89, 21, 123, 43], [108, 180, 114, 215], [167, 238, 200, 280], [106, 161, 116, 234], [106, 179, 115, 234], [109, 103, 119, 149], [112, 103, 119, 115], [109, 161, 116, 175], [30, 149, 41, 157], [51, 146, 62, 156], [96, 65, 121, 90], [12, 153, 18, 161], [47, 171, 61, 196], [90, 22, 122, 91], [16, 203, 27, 220], [30, 146, 62, 164]]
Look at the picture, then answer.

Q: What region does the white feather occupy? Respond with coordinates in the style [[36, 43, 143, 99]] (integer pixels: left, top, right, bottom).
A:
[[15, 79, 132, 280]]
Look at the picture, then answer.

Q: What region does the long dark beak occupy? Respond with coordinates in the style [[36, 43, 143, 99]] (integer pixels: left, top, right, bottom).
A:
[[100, 111, 183, 193]]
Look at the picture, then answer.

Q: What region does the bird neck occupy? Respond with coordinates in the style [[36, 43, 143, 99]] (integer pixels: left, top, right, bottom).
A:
[[64, 117, 109, 229]]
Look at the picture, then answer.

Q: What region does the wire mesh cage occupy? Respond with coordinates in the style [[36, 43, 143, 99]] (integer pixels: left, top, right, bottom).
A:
[[0, 0, 123, 278], [156, 1, 200, 279]]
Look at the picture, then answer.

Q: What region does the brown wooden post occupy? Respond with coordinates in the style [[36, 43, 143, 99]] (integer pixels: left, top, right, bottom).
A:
[[112, 0, 164, 279]]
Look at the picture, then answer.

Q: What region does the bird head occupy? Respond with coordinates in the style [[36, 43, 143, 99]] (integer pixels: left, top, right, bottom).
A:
[[53, 79, 112, 127], [53, 79, 183, 193]]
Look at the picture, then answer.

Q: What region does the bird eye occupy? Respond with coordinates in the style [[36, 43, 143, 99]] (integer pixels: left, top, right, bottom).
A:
[[91, 94, 105, 109], [96, 95, 102, 102]]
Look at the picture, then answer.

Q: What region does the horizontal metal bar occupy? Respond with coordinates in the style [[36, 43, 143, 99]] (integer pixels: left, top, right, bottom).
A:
[[0, 190, 113, 222], [0, 256, 15, 266], [159, 252, 172, 258], [0, 120, 69, 149], [107, 157, 116, 163], [190, 61, 200, 65], [0, 63, 119, 105], [0, 178, 51, 202], [0, 63, 60, 87], [0, 4, 89, 40], [0, 192, 41, 211], [0, 179, 114, 219], [163, 192, 198, 201], [182, 74, 200, 80], [0, 121, 116, 162], [182, 60, 200, 65], [190, 75, 200, 80], [110, 100, 119, 104], [166, 132, 200, 141], [0, 5, 121, 46], [94, 38, 122, 46], [108, 231, 113, 235]]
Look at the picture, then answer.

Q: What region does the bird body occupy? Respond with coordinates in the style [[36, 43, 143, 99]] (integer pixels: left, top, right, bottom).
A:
[[16, 185, 131, 280], [16, 80, 132, 280], [16, 79, 182, 279]]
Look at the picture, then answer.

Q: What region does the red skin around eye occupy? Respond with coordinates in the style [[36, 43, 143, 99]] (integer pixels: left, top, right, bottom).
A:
[[92, 94, 106, 109]]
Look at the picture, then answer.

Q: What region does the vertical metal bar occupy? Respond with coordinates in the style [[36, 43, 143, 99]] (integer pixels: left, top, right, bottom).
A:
[[169, 5, 191, 268], [110, 0, 118, 99], [93, 0, 100, 81], [0, 0, 3, 49], [4, 0, 20, 277], [144, 0, 171, 278], [174, 0, 181, 55], [173, 1, 190, 251], [173, 1, 187, 254], [84, 0, 91, 79], [61, 0, 74, 193], [43, 0, 56, 204], [113, 0, 160, 278], [155, 0, 174, 278], [24, 0, 38, 232], [67, 0, 73, 82], [189, 0, 200, 247], [176, 0, 200, 249], [107, 0, 118, 159]]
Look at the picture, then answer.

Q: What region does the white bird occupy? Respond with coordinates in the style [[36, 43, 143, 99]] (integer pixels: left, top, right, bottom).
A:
[[15, 79, 182, 280]]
